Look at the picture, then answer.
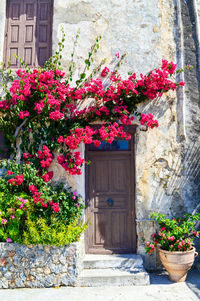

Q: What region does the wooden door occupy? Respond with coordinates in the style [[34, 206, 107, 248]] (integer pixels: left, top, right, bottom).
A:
[[85, 133, 136, 254]]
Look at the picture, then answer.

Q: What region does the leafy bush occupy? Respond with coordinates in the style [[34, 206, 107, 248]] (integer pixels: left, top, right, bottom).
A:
[[23, 217, 87, 246], [0, 192, 30, 243], [145, 212, 200, 253], [0, 160, 87, 244]]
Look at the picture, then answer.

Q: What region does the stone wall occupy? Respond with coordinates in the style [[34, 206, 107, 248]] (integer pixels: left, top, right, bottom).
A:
[[0, 242, 83, 288], [178, 0, 200, 262]]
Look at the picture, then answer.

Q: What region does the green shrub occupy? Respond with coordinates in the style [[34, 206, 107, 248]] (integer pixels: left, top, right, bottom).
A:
[[0, 160, 87, 245], [23, 217, 87, 246]]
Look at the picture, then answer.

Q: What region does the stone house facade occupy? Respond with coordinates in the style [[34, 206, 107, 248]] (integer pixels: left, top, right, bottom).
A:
[[0, 0, 199, 269]]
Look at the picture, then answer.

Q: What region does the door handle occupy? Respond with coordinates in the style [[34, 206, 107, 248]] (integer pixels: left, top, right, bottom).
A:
[[106, 198, 114, 206]]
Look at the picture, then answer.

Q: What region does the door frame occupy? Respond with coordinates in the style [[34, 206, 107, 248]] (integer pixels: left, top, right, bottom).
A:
[[85, 125, 137, 254]]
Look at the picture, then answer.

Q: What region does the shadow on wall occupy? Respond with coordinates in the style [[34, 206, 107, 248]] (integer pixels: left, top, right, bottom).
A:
[[152, 139, 200, 216], [151, 139, 200, 264]]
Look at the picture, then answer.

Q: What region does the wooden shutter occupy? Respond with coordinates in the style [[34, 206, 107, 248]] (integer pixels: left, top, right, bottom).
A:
[[36, 0, 53, 66], [4, 0, 23, 68], [4, 0, 53, 68]]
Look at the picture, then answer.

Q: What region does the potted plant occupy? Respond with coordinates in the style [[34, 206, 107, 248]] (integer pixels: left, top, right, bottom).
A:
[[145, 212, 199, 282]]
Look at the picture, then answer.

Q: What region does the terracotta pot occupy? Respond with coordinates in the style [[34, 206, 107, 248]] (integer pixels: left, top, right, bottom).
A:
[[159, 247, 198, 282]]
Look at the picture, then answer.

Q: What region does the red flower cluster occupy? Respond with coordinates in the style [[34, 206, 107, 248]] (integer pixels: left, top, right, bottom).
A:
[[101, 67, 110, 77], [8, 175, 24, 186], [56, 123, 131, 174], [99, 123, 131, 143], [161, 59, 177, 74], [0, 60, 186, 178], [7, 170, 14, 175], [18, 111, 30, 119], [29, 184, 60, 212], [57, 151, 85, 175], [58, 126, 96, 150], [140, 113, 159, 128], [37, 145, 53, 169], [41, 171, 54, 183], [1, 60, 184, 128], [49, 110, 64, 121]]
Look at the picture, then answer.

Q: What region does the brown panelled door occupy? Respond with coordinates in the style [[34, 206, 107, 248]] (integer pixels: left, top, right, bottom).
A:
[[4, 0, 53, 68], [85, 131, 136, 254]]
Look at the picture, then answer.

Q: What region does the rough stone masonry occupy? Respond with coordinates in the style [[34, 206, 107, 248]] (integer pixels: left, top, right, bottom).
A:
[[0, 242, 83, 289]]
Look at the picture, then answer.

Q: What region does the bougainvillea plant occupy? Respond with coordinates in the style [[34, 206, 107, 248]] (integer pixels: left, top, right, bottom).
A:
[[0, 29, 188, 244], [0, 30, 187, 176], [145, 212, 200, 253]]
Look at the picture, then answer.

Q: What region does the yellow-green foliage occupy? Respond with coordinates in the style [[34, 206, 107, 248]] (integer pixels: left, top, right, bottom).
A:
[[23, 216, 88, 246], [0, 190, 87, 246]]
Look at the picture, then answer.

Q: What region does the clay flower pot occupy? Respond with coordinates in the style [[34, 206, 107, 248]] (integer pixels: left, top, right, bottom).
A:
[[159, 247, 198, 282]]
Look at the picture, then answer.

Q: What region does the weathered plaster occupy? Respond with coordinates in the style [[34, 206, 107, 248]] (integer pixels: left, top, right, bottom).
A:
[[0, 0, 6, 63], [53, 0, 162, 76], [49, 144, 85, 199], [52, 0, 186, 269]]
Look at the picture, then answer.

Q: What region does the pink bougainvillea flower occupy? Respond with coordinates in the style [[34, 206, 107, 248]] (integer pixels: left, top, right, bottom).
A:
[[57, 136, 64, 143], [29, 185, 38, 194], [93, 140, 101, 147], [52, 202, 60, 213], [49, 110, 64, 121], [7, 170, 14, 175], [8, 175, 24, 186], [101, 67, 110, 77], [41, 171, 54, 183], [18, 197, 27, 204], [18, 111, 30, 119], [8, 178, 16, 185], [16, 175, 24, 185], [1, 219, 7, 224], [6, 238, 12, 243]]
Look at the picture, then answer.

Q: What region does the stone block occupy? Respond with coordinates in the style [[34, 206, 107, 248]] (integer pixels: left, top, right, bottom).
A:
[[0, 242, 82, 288]]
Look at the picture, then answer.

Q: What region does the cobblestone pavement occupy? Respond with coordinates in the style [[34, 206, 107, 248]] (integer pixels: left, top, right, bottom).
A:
[[0, 269, 199, 301]]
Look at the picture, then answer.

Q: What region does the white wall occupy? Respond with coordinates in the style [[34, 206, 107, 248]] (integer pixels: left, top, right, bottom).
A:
[[0, 0, 6, 62]]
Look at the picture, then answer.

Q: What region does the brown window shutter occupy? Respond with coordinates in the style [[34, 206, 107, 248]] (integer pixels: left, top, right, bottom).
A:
[[22, 0, 38, 67], [4, 0, 53, 68], [4, 0, 23, 68], [36, 0, 53, 66]]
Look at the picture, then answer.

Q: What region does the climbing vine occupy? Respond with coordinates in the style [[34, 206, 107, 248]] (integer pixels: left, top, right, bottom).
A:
[[0, 29, 187, 216]]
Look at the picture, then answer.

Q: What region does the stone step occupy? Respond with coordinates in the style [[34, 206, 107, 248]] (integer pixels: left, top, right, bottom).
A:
[[78, 267, 150, 287], [83, 254, 144, 269]]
